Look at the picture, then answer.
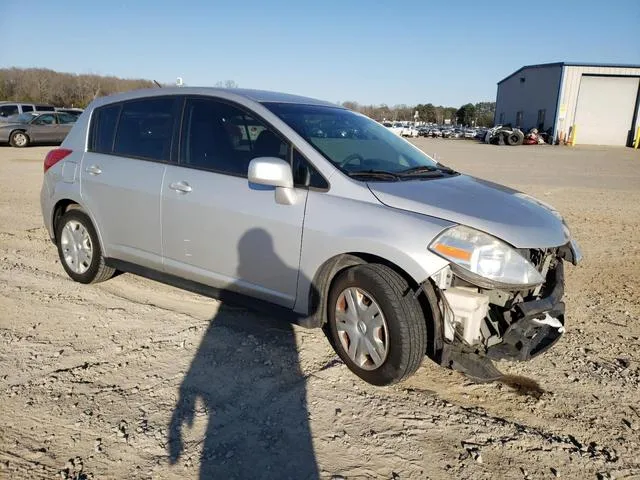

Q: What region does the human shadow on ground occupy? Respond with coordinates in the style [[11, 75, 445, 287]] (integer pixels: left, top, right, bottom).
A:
[[168, 229, 319, 479]]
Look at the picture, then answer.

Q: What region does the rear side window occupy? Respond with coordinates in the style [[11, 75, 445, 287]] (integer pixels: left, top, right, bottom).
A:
[[21, 105, 34, 112], [90, 104, 121, 153], [35, 105, 55, 112], [0, 105, 18, 117], [57, 112, 78, 124], [113, 98, 178, 161]]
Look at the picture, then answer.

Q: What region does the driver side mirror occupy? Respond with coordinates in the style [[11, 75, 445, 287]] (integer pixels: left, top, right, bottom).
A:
[[248, 157, 297, 205]]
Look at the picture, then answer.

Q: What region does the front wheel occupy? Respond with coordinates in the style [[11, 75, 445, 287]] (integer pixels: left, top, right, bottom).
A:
[[327, 264, 427, 386], [10, 131, 29, 148], [55, 209, 115, 284]]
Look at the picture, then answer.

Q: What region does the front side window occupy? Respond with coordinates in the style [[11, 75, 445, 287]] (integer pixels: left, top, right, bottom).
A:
[[263, 103, 438, 176], [33, 114, 57, 125], [0, 105, 19, 117], [181, 98, 287, 176], [113, 97, 178, 161]]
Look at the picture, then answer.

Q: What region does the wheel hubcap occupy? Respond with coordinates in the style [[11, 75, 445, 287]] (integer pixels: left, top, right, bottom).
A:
[[60, 220, 93, 274], [335, 287, 389, 370], [14, 134, 26, 146]]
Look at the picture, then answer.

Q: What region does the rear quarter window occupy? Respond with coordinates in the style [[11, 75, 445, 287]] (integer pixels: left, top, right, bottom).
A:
[[89, 104, 122, 153]]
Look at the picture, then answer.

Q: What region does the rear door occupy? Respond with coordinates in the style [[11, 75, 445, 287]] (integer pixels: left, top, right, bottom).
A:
[[161, 97, 308, 307], [55, 112, 77, 142], [80, 96, 180, 269]]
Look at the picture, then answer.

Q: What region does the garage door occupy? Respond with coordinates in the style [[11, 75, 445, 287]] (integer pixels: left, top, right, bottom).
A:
[[574, 76, 639, 146]]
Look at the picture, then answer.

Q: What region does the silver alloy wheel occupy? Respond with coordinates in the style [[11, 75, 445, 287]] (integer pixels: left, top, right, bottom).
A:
[[60, 220, 93, 274], [13, 132, 27, 147], [335, 287, 389, 370]]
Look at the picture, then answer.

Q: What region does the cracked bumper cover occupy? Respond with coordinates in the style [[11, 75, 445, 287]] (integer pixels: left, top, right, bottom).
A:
[[487, 261, 566, 361]]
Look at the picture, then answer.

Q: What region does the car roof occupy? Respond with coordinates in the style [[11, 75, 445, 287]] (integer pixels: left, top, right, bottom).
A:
[[89, 87, 342, 109]]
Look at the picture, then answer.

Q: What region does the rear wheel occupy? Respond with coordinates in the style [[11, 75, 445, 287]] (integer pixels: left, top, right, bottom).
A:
[[10, 131, 29, 148], [327, 264, 427, 386], [55, 209, 115, 284]]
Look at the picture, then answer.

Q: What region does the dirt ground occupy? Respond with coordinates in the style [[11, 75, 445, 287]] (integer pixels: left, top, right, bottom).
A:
[[1, 140, 639, 479]]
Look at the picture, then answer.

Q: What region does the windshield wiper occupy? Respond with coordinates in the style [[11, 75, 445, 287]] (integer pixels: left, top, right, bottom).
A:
[[435, 163, 457, 174], [397, 166, 444, 178], [346, 169, 400, 181], [397, 164, 458, 177]]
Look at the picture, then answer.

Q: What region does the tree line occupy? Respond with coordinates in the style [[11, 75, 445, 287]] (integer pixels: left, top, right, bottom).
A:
[[0, 68, 155, 108], [341, 100, 495, 127], [0, 68, 495, 126]]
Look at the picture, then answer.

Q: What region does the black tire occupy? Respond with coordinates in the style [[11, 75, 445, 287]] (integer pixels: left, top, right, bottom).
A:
[[506, 130, 524, 146], [327, 264, 427, 386], [55, 209, 115, 284], [10, 130, 29, 148]]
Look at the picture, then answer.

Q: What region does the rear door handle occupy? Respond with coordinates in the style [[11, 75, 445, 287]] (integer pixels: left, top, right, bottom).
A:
[[169, 181, 192, 193], [85, 165, 102, 175]]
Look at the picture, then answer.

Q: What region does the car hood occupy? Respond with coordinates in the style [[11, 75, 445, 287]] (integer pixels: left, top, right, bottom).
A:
[[367, 174, 569, 248]]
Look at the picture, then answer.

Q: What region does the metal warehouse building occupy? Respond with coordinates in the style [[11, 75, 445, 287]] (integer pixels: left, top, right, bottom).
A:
[[495, 62, 640, 146]]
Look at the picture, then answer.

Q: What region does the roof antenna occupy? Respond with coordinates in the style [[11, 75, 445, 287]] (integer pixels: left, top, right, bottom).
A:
[[153, 80, 162, 88]]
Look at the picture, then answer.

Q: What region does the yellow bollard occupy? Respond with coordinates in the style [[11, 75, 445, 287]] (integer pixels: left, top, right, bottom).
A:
[[634, 126, 640, 149], [570, 124, 578, 146]]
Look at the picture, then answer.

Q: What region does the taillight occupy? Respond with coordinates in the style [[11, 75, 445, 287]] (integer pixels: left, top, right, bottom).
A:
[[44, 148, 73, 173]]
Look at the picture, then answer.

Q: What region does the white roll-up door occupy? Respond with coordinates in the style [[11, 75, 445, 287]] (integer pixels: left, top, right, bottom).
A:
[[574, 76, 639, 146]]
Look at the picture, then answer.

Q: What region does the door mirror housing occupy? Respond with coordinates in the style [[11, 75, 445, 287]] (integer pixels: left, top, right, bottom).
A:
[[248, 157, 296, 205], [248, 157, 294, 188]]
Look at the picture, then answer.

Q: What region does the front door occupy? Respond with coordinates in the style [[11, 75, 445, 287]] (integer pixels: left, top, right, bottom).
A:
[[30, 113, 58, 142], [161, 97, 307, 308]]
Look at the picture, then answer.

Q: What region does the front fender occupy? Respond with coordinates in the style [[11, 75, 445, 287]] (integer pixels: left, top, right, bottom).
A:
[[294, 190, 452, 315]]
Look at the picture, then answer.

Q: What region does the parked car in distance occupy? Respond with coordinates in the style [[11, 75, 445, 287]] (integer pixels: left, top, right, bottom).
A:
[[401, 125, 419, 137], [41, 87, 581, 386], [0, 101, 56, 120], [0, 112, 78, 147], [56, 107, 84, 117]]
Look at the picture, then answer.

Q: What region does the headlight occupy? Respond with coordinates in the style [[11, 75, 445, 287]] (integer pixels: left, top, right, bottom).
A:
[[429, 225, 544, 288]]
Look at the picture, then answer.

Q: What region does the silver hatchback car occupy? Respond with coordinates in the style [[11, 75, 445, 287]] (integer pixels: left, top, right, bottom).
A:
[[41, 88, 581, 385]]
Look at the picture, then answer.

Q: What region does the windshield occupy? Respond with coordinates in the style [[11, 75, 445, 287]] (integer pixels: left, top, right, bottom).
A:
[[7, 113, 35, 124], [263, 103, 438, 174]]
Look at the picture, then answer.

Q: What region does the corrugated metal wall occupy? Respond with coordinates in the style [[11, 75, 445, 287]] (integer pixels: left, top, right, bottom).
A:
[[556, 66, 640, 144], [495, 65, 562, 131]]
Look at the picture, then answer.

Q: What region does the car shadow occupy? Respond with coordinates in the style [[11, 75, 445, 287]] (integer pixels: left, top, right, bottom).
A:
[[167, 228, 319, 479]]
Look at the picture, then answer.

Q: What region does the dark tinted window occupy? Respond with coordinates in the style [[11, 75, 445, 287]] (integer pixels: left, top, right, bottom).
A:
[[90, 104, 121, 153], [0, 105, 18, 117], [292, 149, 328, 189], [33, 114, 57, 125], [21, 105, 34, 112], [181, 98, 287, 176], [35, 105, 55, 112], [113, 97, 177, 161], [57, 112, 78, 124]]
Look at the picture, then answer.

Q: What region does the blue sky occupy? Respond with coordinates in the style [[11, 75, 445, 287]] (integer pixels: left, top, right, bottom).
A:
[[1, 0, 638, 106]]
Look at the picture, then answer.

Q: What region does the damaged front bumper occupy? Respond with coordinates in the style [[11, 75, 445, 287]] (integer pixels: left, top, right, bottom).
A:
[[432, 257, 568, 381], [486, 261, 565, 361]]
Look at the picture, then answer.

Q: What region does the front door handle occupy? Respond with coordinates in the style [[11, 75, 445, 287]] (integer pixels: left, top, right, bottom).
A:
[[169, 181, 192, 193], [85, 165, 102, 175]]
